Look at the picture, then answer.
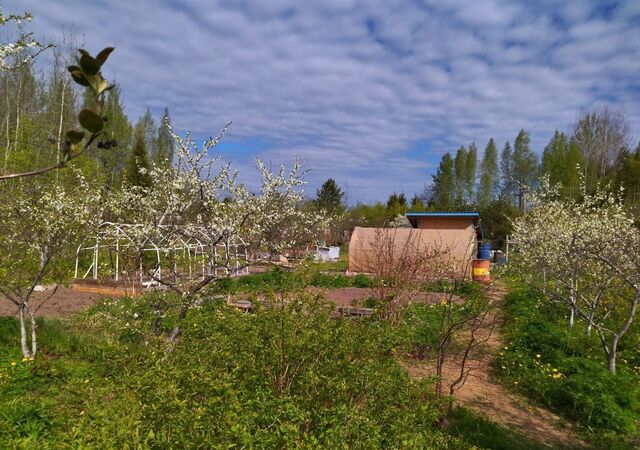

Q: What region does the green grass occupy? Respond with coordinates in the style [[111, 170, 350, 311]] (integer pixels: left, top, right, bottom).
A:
[[493, 283, 640, 448]]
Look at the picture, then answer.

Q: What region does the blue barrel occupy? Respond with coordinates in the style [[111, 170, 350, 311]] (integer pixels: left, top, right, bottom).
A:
[[477, 242, 491, 260]]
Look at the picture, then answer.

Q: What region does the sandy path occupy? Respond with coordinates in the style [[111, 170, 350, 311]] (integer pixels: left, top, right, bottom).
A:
[[404, 282, 586, 449]]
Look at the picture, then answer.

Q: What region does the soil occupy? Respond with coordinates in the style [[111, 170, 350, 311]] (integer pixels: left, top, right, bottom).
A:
[[402, 282, 587, 449], [0, 286, 106, 318], [312, 286, 458, 308]]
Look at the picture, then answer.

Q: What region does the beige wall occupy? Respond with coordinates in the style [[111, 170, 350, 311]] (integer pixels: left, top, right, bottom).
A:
[[348, 226, 476, 278]]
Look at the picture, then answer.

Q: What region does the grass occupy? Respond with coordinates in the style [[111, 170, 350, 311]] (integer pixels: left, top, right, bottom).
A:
[[493, 282, 640, 449]]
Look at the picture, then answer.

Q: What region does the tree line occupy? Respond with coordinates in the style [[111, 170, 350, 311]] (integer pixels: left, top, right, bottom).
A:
[[429, 107, 639, 214], [0, 42, 174, 191]]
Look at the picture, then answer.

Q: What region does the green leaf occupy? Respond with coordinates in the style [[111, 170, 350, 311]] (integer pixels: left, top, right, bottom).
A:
[[66, 130, 85, 144], [95, 47, 115, 67], [78, 109, 104, 133], [78, 49, 100, 76], [70, 70, 90, 87]]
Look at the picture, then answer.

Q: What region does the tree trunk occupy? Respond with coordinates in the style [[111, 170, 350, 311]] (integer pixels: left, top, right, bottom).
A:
[[608, 336, 618, 374], [29, 308, 37, 358], [568, 307, 575, 328], [18, 304, 31, 358]]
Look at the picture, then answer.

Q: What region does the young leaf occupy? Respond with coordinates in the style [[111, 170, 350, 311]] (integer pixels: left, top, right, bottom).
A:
[[95, 47, 115, 66], [70, 70, 90, 87], [78, 49, 100, 75], [79, 109, 104, 133], [66, 130, 85, 144]]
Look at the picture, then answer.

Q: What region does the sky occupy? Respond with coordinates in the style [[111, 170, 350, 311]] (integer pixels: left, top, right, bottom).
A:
[[4, 0, 640, 203]]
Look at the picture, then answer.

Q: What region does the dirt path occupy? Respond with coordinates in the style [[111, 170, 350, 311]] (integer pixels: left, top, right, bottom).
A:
[[404, 282, 586, 449], [0, 286, 106, 318]]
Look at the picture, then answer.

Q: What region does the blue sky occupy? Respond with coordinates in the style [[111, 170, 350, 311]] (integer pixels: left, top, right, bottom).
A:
[[5, 0, 640, 203]]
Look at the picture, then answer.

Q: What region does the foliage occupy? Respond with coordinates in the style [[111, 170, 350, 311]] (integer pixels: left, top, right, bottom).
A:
[[494, 285, 640, 442], [123, 127, 152, 188], [478, 138, 499, 206], [0, 294, 476, 449]]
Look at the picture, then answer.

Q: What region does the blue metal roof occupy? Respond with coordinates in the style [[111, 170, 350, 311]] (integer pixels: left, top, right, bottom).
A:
[[405, 211, 480, 217]]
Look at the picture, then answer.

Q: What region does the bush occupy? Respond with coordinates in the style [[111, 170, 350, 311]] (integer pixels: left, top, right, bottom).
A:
[[0, 294, 473, 448]]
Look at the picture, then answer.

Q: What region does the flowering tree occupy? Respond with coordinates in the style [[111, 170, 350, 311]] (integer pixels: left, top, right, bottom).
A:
[[108, 119, 326, 340], [511, 176, 640, 373], [0, 8, 53, 71], [0, 172, 103, 358]]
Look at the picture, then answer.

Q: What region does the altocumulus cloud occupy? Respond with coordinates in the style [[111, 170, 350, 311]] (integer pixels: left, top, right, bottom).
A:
[[5, 0, 640, 202]]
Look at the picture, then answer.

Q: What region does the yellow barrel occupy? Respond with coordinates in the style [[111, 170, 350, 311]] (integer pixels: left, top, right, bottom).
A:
[[472, 259, 491, 284]]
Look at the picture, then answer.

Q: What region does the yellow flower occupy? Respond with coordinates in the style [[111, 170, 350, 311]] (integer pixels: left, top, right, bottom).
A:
[[10, 362, 16, 366], [551, 368, 558, 372], [552, 373, 562, 379], [501, 365, 507, 370], [21, 358, 28, 362], [536, 354, 541, 358], [513, 381, 518, 385]]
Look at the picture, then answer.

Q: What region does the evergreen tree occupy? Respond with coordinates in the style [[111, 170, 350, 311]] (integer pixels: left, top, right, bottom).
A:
[[430, 153, 455, 209], [315, 178, 344, 212], [124, 128, 152, 189], [512, 129, 538, 210], [386, 192, 407, 220], [410, 194, 425, 211], [454, 146, 467, 205], [500, 141, 514, 203], [478, 138, 499, 206], [464, 142, 477, 203], [386, 192, 407, 209], [99, 85, 133, 188], [153, 107, 174, 167]]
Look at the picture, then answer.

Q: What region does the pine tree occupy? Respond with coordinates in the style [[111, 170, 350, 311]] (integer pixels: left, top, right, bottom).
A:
[[464, 142, 477, 204], [410, 194, 425, 211], [99, 85, 133, 188], [316, 178, 344, 212], [454, 146, 467, 205], [478, 138, 499, 206], [124, 128, 152, 189], [431, 153, 455, 209], [512, 129, 538, 210], [153, 107, 174, 167]]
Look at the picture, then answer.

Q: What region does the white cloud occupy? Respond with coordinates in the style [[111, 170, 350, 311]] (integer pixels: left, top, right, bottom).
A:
[[4, 0, 639, 202]]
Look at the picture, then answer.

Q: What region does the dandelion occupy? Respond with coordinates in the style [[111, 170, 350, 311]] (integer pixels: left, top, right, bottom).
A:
[[10, 362, 16, 366]]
